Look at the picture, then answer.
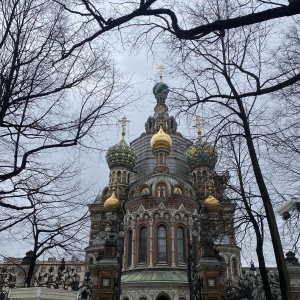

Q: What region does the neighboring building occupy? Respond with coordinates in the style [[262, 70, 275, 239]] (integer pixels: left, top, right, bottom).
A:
[[85, 80, 241, 300], [1, 256, 86, 284], [35, 257, 86, 284], [0, 256, 87, 299]]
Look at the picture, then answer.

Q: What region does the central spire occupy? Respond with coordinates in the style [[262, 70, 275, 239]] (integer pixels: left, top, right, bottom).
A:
[[145, 68, 178, 134]]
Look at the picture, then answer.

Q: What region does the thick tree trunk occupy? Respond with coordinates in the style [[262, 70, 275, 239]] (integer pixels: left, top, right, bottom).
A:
[[234, 143, 273, 298], [238, 102, 291, 300], [24, 253, 37, 287]]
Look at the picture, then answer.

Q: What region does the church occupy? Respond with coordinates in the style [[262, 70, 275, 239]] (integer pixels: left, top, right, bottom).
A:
[[85, 78, 242, 300]]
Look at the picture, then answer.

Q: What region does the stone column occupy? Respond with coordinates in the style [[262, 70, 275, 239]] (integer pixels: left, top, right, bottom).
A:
[[170, 217, 176, 267], [149, 218, 154, 267], [131, 220, 136, 269]]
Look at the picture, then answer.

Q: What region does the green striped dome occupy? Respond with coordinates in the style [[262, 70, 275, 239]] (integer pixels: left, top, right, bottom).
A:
[[106, 140, 137, 170], [186, 139, 217, 170]]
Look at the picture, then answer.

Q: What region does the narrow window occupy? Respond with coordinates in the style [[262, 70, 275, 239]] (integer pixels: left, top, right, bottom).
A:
[[158, 225, 167, 262], [127, 173, 131, 184], [122, 171, 126, 183], [158, 185, 166, 199], [128, 230, 133, 266], [139, 227, 147, 263], [196, 171, 201, 182], [177, 227, 185, 263], [159, 153, 164, 164]]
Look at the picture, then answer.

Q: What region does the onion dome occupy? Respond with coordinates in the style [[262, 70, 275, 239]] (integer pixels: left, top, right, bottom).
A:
[[106, 116, 137, 170], [106, 117, 137, 170], [106, 139, 137, 170], [104, 190, 121, 212], [204, 194, 220, 212], [150, 125, 172, 150], [153, 82, 169, 96], [186, 139, 218, 169]]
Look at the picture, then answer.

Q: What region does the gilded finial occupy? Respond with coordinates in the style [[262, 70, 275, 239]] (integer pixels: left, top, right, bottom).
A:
[[119, 116, 129, 140], [196, 116, 201, 138], [111, 172, 118, 189], [158, 65, 165, 82]]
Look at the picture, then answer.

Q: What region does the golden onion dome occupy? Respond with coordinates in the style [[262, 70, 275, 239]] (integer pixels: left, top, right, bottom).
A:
[[104, 190, 121, 212], [204, 194, 220, 212], [150, 125, 172, 150]]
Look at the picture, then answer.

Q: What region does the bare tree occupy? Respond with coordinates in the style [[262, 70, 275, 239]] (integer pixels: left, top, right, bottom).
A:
[[53, 0, 300, 61], [263, 32, 300, 256], [21, 191, 90, 287], [0, 0, 130, 217], [144, 1, 300, 299]]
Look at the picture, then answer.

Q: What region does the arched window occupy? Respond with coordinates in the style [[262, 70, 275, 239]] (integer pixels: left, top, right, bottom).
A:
[[174, 187, 182, 195], [156, 294, 170, 300], [139, 227, 147, 263], [122, 171, 127, 184], [157, 185, 166, 199], [127, 173, 130, 184], [128, 230, 132, 266], [158, 225, 167, 262], [177, 227, 185, 263], [193, 173, 196, 183], [142, 187, 150, 195], [117, 171, 121, 183]]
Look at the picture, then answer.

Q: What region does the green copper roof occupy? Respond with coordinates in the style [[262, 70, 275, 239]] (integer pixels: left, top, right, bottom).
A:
[[121, 270, 189, 284]]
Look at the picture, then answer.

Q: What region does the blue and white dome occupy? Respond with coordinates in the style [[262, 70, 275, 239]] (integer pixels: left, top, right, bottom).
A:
[[153, 82, 169, 96]]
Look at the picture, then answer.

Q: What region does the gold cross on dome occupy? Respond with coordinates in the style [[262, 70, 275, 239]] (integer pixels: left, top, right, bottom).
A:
[[158, 65, 165, 82], [195, 116, 202, 138], [119, 116, 129, 140]]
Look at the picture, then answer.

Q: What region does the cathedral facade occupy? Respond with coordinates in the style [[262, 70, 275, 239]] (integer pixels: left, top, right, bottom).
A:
[[85, 81, 241, 300]]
